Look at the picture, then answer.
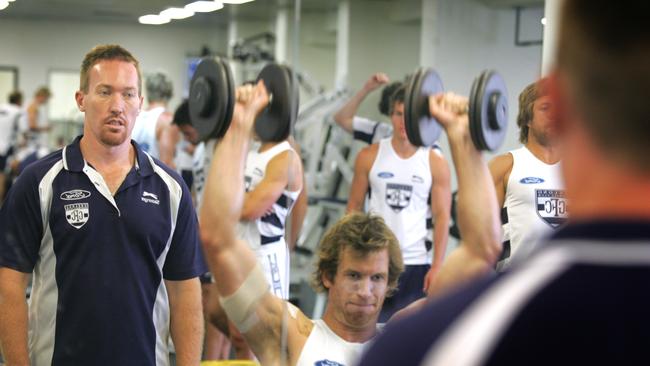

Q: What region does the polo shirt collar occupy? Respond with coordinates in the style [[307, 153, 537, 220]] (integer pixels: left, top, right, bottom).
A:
[[62, 135, 155, 177]]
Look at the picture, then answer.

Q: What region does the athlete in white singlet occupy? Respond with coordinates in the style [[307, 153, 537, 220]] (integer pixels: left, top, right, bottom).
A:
[[490, 79, 566, 270], [348, 86, 451, 321]]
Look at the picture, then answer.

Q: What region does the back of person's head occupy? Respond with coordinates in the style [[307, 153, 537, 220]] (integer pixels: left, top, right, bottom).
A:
[[173, 99, 190, 126], [80, 44, 142, 95], [388, 86, 406, 115], [312, 212, 403, 296], [516, 78, 549, 144], [8, 91, 23, 105], [146, 72, 173, 104], [557, 0, 650, 172], [379, 82, 403, 116], [34, 86, 51, 99]]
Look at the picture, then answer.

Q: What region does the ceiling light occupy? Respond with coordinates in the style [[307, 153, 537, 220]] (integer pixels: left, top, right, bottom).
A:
[[139, 14, 171, 25], [541, 17, 546, 26], [221, 0, 254, 4], [186, 1, 223, 13], [160, 7, 194, 19]]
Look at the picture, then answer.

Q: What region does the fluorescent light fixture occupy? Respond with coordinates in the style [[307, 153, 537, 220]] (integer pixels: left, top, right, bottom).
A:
[[139, 14, 171, 25], [222, 0, 254, 4], [186, 1, 223, 13], [0, 1, 9, 10], [160, 7, 194, 19], [541, 17, 546, 26]]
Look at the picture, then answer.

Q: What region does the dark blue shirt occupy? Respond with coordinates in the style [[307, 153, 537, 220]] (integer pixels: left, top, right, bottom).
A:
[[359, 221, 650, 365], [0, 136, 207, 366]]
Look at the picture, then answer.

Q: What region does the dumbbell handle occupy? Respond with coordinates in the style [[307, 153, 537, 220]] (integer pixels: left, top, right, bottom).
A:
[[426, 93, 469, 116]]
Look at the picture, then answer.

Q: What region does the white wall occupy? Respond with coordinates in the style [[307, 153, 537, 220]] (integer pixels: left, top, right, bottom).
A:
[[424, 0, 543, 160], [0, 18, 228, 111], [348, 0, 422, 121]]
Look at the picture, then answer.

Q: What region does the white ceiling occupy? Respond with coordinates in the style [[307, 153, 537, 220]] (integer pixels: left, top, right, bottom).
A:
[[0, 0, 543, 25]]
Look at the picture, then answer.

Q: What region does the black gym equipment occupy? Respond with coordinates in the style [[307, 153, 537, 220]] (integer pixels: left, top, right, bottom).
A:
[[404, 67, 508, 151], [189, 57, 297, 142]]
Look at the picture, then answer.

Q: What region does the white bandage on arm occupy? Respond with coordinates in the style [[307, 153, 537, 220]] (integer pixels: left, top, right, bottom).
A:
[[219, 263, 270, 333]]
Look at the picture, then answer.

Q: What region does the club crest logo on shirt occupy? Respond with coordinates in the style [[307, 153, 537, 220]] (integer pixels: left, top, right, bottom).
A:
[[535, 189, 568, 228], [315, 360, 344, 366], [386, 183, 413, 213], [65, 203, 89, 229], [60, 189, 91, 201]]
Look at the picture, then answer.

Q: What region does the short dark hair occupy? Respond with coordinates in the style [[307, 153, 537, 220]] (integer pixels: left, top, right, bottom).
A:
[[389, 86, 406, 115], [516, 79, 549, 144], [146, 72, 173, 103], [80, 44, 142, 94], [8, 91, 23, 105], [557, 0, 650, 171], [378, 82, 403, 116], [312, 212, 403, 296], [173, 100, 191, 126]]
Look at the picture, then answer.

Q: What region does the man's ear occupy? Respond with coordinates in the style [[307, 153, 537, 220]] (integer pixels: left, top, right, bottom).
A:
[[75, 90, 86, 112], [322, 272, 333, 290]]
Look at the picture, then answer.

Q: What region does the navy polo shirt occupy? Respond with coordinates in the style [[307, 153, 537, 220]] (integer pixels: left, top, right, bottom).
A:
[[0, 136, 207, 366], [359, 220, 650, 366]]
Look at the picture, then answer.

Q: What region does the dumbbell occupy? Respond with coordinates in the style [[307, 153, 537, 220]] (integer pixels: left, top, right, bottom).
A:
[[404, 68, 508, 151], [188, 57, 298, 142]]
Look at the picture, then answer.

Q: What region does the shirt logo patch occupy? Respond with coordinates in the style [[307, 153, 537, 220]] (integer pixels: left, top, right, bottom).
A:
[[520, 177, 545, 184], [60, 189, 91, 201], [141, 191, 160, 205], [315, 360, 344, 366], [254, 167, 264, 177], [65, 203, 89, 229], [412, 175, 424, 184], [535, 189, 568, 228], [378, 171, 394, 179], [386, 183, 413, 213]]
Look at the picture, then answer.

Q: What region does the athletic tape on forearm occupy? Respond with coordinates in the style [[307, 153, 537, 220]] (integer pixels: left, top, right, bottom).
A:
[[219, 263, 270, 333]]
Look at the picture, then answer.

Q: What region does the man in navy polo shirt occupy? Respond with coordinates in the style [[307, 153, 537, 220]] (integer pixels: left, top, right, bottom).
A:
[[0, 44, 206, 365]]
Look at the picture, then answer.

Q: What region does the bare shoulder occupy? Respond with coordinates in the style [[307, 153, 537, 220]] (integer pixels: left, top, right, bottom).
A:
[[488, 152, 514, 180], [357, 143, 379, 164], [428, 147, 448, 166], [157, 111, 174, 126], [288, 302, 315, 363]]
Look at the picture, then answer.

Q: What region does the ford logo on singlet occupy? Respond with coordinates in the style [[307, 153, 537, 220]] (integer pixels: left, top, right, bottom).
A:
[[520, 177, 545, 184], [378, 172, 394, 179], [60, 189, 91, 201], [315, 361, 344, 366]]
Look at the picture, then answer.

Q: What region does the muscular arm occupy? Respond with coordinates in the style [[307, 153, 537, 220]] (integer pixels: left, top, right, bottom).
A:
[[488, 153, 514, 209], [423, 150, 452, 292], [199, 86, 308, 364], [241, 151, 290, 221], [287, 137, 306, 251], [288, 177, 307, 251], [346, 145, 376, 213], [333, 73, 389, 133], [166, 278, 203, 366], [425, 94, 501, 298], [157, 112, 180, 169], [0, 268, 31, 365]]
